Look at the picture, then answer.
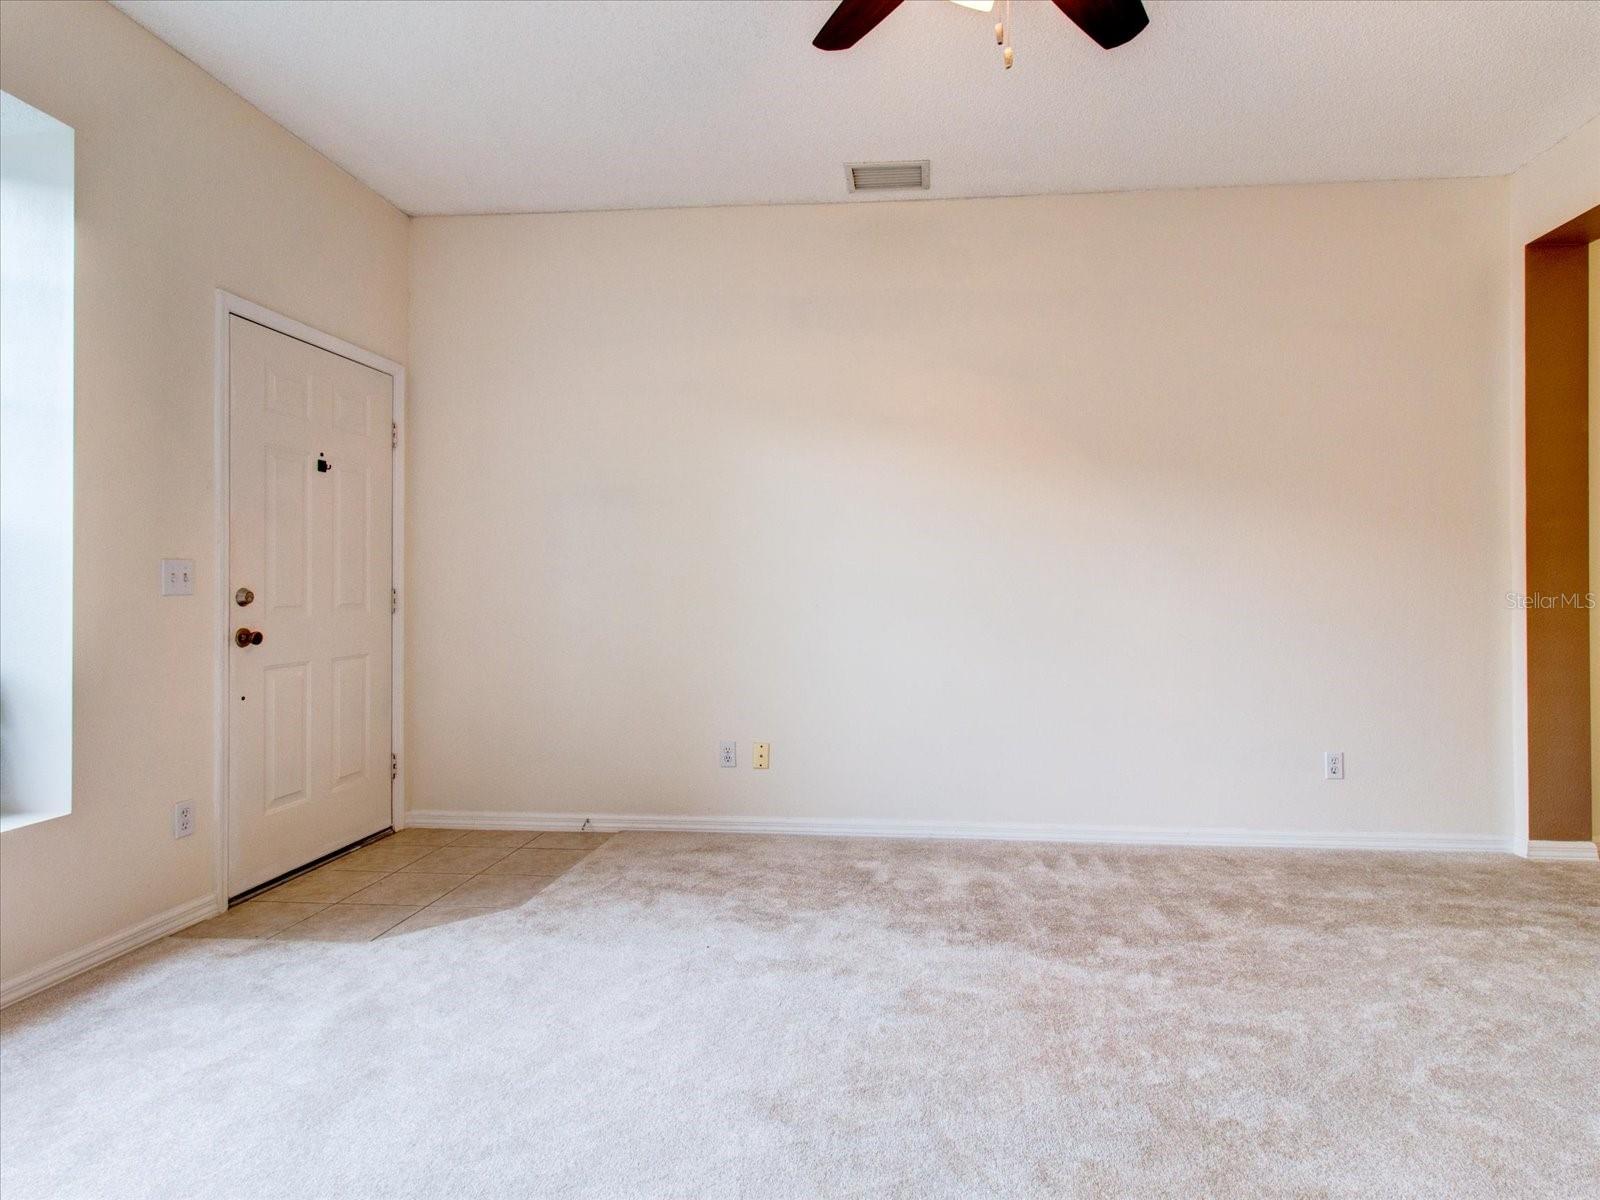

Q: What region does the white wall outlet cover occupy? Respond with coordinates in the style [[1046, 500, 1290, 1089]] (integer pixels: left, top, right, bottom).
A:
[[718, 741, 737, 768], [172, 801, 195, 838], [160, 559, 195, 596], [1324, 751, 1345, 781]]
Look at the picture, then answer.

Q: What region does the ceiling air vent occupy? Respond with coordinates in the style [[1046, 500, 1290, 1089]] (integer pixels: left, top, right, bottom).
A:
[[847, 160, 930, 193]]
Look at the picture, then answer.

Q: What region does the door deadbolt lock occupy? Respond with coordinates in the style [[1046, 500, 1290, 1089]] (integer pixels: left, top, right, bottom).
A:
[[234, 627, 264, 648], [235, 587, 255, 607]]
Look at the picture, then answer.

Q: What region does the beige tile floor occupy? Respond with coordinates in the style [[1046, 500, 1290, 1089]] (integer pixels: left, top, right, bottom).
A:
[[173, 828, 611, 943]]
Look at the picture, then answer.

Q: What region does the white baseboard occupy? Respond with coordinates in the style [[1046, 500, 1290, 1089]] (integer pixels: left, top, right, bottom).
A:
[[0, 895, 219, 1010], [1524, 840, 1600, 862], [406, 810, 1510, 854]]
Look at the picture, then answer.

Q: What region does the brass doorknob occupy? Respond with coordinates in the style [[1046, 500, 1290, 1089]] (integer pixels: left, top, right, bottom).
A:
[[234, 628, 264, 647]]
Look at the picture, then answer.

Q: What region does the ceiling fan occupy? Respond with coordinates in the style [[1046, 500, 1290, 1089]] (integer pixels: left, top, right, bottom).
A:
[[813, 0, 1149, 55]]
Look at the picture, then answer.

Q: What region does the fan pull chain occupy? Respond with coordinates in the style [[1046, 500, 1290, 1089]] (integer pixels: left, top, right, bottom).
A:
[[1001, 0, 1014, 68]]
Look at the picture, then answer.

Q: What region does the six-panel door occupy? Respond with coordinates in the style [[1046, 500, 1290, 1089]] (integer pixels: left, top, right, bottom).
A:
[[228, 315, 394, 895]]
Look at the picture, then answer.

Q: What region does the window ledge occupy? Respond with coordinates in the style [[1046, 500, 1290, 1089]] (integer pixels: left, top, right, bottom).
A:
[[0, 810, 68, 835]]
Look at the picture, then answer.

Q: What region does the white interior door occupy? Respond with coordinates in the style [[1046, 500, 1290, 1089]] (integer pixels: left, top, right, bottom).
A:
[[228, 315, 393, 895]]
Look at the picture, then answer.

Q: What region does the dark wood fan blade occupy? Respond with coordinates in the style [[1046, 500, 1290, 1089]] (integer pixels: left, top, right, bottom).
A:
[[1051, 0, 1149, 49], [813, 0, 905, 51]]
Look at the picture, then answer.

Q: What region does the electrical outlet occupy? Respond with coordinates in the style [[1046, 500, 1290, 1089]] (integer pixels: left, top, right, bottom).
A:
[[173, 801, 195, 838], [1324, 751, 1345, 781], [753, 742, 770, 770], [718, 741, 737, 769]]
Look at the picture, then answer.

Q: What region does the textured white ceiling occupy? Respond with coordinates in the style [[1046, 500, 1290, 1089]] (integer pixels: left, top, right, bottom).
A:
[[112, 0, 1600, 216]]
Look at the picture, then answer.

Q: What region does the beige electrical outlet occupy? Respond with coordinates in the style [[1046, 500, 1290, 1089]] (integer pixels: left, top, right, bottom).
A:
[[753, 742, 771, 770]]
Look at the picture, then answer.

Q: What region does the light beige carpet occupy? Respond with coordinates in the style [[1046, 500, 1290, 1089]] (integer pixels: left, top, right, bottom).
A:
[[1, 833, 1597, 1199]]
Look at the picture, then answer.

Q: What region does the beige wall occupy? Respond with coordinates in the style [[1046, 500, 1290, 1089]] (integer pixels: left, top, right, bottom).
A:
[[407, 178, 1512, 839], [0, 1, 408, 988], [1507, 114, 1600, 847], [1510, 116, 1600, 250]]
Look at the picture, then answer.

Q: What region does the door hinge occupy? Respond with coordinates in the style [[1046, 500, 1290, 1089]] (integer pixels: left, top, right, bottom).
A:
[[391, 586, 398, 615], [392, 422, 398, 449], [391, 752, 398, 782]]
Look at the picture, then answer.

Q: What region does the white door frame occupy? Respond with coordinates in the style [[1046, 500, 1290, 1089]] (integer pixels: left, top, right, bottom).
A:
[[211, 291, 407, 908]]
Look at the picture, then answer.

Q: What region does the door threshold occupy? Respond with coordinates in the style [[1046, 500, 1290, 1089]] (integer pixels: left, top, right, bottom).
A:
[[229, 828, 394, 906]]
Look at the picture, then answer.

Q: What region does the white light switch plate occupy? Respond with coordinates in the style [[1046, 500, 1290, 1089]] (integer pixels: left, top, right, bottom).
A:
[[160, 559, 195, 596]]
